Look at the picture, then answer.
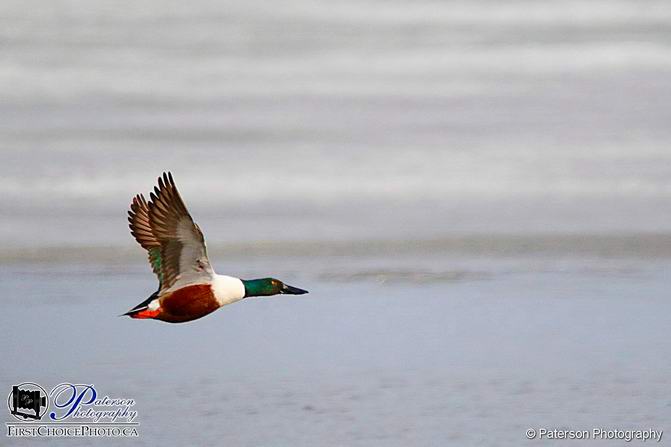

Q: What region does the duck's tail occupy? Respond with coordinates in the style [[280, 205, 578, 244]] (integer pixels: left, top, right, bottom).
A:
[[121, 289, 160, 318]]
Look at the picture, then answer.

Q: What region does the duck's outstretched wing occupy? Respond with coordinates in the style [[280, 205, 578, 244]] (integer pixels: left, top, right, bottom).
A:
[[128, 194, 163, 284], [129, 172, 213, 293], [148, 172, 214, 292]]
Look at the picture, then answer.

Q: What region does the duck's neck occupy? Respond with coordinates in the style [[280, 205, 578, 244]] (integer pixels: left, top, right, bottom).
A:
[[211, 274, 246, 306]]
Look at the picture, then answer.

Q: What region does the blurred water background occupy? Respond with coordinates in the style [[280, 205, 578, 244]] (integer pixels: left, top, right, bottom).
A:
[[1, 1, 671, 445]]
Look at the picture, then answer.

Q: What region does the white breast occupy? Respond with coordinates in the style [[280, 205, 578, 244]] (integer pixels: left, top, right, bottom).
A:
[[211, 274, 245, 307]]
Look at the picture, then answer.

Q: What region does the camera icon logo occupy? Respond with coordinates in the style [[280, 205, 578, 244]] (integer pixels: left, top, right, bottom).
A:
[[7, 382, 49, 421]]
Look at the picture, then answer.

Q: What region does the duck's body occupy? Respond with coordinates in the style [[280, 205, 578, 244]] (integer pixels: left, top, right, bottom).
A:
[[128, 275, 244, 323], [124, 172, 307, 323]]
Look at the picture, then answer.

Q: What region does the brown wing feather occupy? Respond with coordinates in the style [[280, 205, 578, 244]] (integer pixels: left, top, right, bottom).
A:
[[147, 172, 212, 292], [128, 194, 162, 282]]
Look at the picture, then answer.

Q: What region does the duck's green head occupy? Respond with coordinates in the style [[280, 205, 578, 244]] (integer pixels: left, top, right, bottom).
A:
[[242, 278, 308, 297]]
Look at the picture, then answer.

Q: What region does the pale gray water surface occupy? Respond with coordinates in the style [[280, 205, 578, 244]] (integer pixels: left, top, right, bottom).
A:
[[1, 254, 670, 446]]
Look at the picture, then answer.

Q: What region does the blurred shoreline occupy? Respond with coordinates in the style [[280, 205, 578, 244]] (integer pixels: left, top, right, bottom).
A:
[[3, 232, 671, 264]]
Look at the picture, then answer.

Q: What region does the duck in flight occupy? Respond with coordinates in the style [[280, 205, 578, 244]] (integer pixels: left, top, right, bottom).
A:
[[124, 172, 308, 323]]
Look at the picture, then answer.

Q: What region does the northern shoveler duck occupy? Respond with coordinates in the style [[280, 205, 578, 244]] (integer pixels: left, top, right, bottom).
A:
[[124, 172, 308, 323]]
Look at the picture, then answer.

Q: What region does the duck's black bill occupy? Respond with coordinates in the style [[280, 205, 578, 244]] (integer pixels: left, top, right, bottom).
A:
[[282, 284, 309, 295]]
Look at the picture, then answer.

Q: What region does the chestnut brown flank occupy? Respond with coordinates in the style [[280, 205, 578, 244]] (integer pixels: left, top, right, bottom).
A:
[[158, 284, 219, 323]]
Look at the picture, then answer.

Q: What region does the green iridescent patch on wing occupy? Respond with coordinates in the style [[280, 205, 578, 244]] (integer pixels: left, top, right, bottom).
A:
[[148, 247, 163, 284]]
